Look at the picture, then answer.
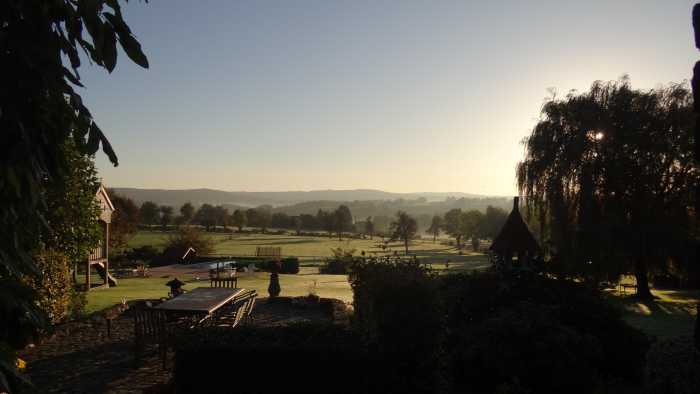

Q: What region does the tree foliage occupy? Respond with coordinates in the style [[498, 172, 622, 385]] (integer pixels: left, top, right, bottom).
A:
[[517, 79, 698, 297], [231, 209, 247, 232], [390, 211, 418, 254], [139, 201, 160, 226], [43, 141, 102, 264], [108, 191, 140, 249], [180, 202, 195, 224], [426, 215, 442, 242], [1, 0, 148, 278], [333, 205, 354, 240]]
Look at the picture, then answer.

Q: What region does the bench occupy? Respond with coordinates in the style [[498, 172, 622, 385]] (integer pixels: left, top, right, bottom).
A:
[[256, 246, 282, 259], [619, 283, 637, 294]]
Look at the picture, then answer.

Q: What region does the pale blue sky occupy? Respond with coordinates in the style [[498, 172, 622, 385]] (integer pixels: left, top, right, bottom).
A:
[[82, 0, 696, 195]]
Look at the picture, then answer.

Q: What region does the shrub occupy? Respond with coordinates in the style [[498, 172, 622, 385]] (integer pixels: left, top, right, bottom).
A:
[[67, 287, 87, 320], [125, 245, 159, 263], [320, 258, 353, 274], [280, 257, 300, 274], [646, 336, 700, 394], [173, 323, 369, 394], [24, 248, 71, 323], [439, 271, 650, 392], [163, 226, 213, 256], [350, 260, 444, 394], [449, 301, 601, 394]]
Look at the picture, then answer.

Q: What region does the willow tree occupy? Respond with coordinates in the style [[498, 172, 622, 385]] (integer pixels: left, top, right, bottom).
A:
[[517, 78, 697, 299]]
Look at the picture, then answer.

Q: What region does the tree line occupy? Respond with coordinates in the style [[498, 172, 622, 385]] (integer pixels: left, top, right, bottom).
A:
[[108, 194, 510, 252]]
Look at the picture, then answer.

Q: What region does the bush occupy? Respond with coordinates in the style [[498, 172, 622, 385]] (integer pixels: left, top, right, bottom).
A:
[[67, 287, 87, 320], [646, 337, 700, 394], [439, 271, 650, 392], [173, 323, 369, 394], [125, 245, 159, 263], [163, 226, 213, 256], [24, 248, 71, 323], [280, 257, 300, 274], [320, 258, 353, 274], [350, 260, 444, 394], [450, 301, 601, 393]]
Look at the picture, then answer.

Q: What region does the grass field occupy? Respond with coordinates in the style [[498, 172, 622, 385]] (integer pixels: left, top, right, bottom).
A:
[[127, 230, 486, 264], [90, 230, 698, 339]]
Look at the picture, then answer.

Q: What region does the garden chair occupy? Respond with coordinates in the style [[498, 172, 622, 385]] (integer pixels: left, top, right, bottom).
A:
[[213, 290, 257, 328], [134, 308, 170, 369]]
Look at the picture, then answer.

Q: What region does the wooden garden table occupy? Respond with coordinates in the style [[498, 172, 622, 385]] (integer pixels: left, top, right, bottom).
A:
[[154, 287, 244, 325]]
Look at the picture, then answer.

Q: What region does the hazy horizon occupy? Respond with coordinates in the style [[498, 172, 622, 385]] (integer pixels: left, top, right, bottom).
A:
[[82, 0, 696, 195]]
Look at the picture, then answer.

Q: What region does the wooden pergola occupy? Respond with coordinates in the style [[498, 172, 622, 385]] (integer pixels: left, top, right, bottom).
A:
[[489, 196, 541, 267]]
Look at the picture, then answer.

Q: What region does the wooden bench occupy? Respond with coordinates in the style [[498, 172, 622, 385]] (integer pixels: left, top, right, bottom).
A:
[[619, 283, 637, 294], [256, 246, 281, 259], [211, 277, 238, 289]]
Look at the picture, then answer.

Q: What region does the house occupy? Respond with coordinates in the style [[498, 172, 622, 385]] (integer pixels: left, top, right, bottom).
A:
[[85, 184, 118, 290]]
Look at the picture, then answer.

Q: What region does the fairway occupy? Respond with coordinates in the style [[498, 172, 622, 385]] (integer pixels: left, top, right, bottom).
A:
[[127, 230, 489, 265]]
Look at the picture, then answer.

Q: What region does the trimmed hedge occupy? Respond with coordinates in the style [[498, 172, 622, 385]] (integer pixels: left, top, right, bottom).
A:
[[173, 323, 370, 393], [440, 271, 650, 393], [350, 260, 444, 394]]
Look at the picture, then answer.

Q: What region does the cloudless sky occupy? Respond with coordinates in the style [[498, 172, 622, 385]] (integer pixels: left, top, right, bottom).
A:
[[82, 0, 697, 196]]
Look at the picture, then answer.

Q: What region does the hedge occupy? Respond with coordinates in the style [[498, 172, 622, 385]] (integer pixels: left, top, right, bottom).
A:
[[173, 323, 370, 393]]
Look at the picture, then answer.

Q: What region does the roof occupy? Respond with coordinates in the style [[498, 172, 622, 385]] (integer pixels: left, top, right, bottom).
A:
[[96, 184, 114, 223], [489, 197, 541, 256]]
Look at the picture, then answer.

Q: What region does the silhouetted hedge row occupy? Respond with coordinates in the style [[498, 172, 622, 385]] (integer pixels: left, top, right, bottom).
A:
[[173, 323, 370, 393]]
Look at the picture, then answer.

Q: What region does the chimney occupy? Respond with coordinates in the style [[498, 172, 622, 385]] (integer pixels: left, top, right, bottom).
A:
[[513, 196, 519, 212]]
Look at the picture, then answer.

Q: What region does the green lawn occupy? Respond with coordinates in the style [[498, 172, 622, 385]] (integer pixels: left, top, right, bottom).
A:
[[127, 230, 486, 264], [103, 231, 699, 339], [86, 268, 353, 314], [612, 288, 699, 339]]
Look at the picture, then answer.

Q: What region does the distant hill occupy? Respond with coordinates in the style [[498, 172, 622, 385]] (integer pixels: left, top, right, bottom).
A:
[[109, 187, 501, 208]]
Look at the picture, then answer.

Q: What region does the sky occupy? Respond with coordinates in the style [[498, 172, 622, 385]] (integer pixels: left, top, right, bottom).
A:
[[82, 0, 697, 196]]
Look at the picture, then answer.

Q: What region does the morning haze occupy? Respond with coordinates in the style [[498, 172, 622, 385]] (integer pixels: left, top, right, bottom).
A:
[[81, 0, 696, 196]]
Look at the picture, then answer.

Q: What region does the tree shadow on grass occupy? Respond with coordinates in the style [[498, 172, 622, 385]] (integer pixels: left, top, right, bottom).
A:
[[613, 289, 699, 338]]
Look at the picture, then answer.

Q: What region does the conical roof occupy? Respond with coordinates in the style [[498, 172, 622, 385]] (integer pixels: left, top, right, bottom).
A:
[[489, 197, 541, 256]]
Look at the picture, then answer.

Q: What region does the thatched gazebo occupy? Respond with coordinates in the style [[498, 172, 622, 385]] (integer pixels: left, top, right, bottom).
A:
[[489, 197, 541, 267]]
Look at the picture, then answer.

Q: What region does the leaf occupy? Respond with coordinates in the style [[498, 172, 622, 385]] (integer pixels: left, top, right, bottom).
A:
[[102, 26, 117, 72], [104, 12, 149, 68], [88, 123, 119, 166], [63, 67, 84, 87], [86, 123, 100, 154]]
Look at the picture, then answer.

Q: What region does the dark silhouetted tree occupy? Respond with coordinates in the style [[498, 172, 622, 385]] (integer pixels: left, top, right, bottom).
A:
[[108, 190, 140, 250], [214, 205, 229, 230], [390, 211, 418, 255], [232, 209, 247, 232], [180, 202, 195, 224], [443, 208, 463, 250], [364, 216, 375, 239], [140, 201, 160, 226], [333, 205, 353, 241], [427, 215, 443, 243], [160, 206, 174, 230], [518, 79, 697, 298], [195, 204, 217, 231]]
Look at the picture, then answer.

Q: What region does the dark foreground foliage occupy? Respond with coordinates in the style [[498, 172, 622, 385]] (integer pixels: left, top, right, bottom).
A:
[[440, 271, 649, 393], [174, 323, 369, 394], [645, 336, 700, 394]]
